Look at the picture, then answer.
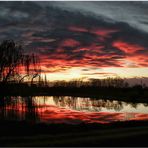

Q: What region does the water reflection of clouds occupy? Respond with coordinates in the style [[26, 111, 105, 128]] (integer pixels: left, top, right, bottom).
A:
[[0, 96, 148, 124], [38, 106, 148, 124]]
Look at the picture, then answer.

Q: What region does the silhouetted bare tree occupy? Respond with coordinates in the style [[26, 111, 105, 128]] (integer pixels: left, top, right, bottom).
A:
[[0, 40, 41, 83]]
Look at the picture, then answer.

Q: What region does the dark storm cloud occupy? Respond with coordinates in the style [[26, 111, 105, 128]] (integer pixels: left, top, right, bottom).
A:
[[0, 1, 148, 71], [50, 1, 148, 32]]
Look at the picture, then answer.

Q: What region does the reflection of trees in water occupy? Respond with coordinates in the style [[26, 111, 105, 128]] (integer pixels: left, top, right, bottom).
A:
[[128, 102, 148, 108], [0, 96, 23, 120], [53, 96, 77, 109], [53, 96, 148, 111], [1, 96, 148, 122], [53, 96, 124, 112], [0, 96, 6, 120], [7, 97, 23, 120], [143, 103, 148, 107], [24, 96, 39, 122], [0, 96, 39, 122], [90, 100, 123, 111], [130, 103, 138, 108]]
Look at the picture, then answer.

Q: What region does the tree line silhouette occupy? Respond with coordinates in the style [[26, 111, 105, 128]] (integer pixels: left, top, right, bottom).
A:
[[50, 78, 130, 88]]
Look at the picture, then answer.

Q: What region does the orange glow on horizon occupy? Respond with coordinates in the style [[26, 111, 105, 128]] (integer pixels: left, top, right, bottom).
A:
[[40, 67, 148, 81]]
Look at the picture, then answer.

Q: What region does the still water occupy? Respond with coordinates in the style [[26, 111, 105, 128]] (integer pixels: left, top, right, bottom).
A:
[[0, 96, 148, 124]]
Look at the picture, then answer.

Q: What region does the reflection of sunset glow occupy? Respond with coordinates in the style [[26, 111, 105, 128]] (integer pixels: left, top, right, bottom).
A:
[[1, 96, 148, 124]]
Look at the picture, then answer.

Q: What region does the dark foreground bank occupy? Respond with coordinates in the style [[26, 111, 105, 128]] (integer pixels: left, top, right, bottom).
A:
[[0, 120, 148, 146]]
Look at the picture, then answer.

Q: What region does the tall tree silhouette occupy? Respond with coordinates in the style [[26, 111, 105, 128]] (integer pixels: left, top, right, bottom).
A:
[[0, 40, 40, 83]]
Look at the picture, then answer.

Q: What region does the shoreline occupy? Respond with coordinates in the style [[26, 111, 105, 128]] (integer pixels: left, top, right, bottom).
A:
[[0, 86, 148, 103]]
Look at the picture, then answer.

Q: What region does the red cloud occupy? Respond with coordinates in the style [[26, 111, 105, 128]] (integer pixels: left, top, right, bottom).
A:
[[125, 54, 148, 67], [91, 28, 118, 37], [68, 26, 88, 32], [37, 44, 124, 73], [60, 39, 80, 47], [113, 41, 144, 54], [32, 26, 147, 74], [69, 25, 118, 38]]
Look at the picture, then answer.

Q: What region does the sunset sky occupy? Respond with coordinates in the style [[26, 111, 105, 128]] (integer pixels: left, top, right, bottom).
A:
[[0, 1, 148, 81]]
